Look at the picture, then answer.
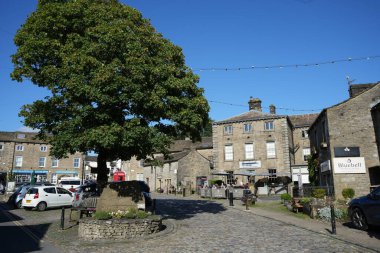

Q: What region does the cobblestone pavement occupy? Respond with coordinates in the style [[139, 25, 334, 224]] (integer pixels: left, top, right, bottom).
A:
[[1, 194, 379, 253]]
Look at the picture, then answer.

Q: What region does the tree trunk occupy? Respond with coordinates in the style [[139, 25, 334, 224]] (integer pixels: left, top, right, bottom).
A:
[[97, 150, 109, 188]]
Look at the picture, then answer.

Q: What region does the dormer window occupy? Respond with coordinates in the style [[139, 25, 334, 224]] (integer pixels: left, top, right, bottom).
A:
[[17, 133, 26, 139]]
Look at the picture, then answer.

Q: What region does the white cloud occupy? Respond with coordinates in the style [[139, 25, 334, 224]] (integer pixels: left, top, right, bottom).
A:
[[17, 126, 39, 132]]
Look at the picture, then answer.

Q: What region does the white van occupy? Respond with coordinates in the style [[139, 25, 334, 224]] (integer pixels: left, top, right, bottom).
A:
[[58, 177, 81, 190]]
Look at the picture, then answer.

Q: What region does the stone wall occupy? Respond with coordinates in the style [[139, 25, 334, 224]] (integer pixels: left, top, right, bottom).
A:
[[78, 216, 162, 240]]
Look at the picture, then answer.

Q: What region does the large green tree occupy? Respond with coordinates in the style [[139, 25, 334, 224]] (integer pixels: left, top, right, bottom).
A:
[[11, 0, 209, 186]]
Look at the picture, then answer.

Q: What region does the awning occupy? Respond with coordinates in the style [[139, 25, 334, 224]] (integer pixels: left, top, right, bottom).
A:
[[54, 170, 78, 174], [12, 170, 49, 174], [211, 171, 230, 176]]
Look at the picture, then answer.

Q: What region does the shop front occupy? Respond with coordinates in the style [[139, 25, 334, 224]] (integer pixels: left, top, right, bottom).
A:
[[51, 170, 79, 184], [12, 170, 49, 185]]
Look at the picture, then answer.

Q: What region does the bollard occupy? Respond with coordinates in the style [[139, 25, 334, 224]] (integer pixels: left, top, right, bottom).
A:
[[152, 199, 156, 215], [182, 188, 186, 197], [225, 189, 229, 199], [330, 204, 337, 235], [229, 192, 234, 206], [245, 197, 249, 210], [60, 207, 65, 230]]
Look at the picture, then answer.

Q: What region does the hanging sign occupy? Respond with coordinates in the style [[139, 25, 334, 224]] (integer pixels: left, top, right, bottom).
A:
[[333, 157, 366, 174], [239, 161, 261, 169]]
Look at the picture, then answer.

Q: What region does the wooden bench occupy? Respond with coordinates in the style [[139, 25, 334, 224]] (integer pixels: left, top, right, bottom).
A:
[[70, 197, 98, 221], [292, 198, 303, 213]]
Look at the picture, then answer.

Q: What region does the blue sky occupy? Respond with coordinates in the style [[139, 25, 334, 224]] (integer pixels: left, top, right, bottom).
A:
[[1, 0, 379, 131]]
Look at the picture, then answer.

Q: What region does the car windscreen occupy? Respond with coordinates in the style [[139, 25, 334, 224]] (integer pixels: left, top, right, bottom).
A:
[[60, 181, 81, 185]]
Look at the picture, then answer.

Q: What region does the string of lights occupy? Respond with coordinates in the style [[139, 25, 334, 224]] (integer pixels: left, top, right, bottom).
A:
[[191, 55, 380, 72], [209, 100, 322, 112]]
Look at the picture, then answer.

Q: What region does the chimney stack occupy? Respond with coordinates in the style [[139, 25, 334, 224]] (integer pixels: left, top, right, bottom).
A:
[[248, 97, 262, 111], [269, 104, 276, 114]]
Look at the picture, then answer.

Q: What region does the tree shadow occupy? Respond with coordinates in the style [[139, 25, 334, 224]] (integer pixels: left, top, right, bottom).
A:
[[0, 223, 51, 253], [155, 198, 227, 220]]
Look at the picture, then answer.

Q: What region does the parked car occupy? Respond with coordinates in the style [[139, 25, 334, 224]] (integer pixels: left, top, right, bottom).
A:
[[7, 182, 54, 209], [72, 182, 100, 208], [58, 177, 81, 191], [22, 186, 74, 211], [348, 186, 380, 230]]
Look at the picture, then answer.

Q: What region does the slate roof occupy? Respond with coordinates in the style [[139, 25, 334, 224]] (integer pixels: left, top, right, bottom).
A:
[[168, 137, 213, 152], [288, 114, 319, 128], [214, 110, 287, 125], [0, 131, 47, 144]]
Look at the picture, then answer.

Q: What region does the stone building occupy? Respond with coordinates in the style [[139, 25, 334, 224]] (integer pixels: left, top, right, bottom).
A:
[[136, 138, 213, 193], [212, 98, 294, 193], [0, 131, 85, 185], [289, 114, 319, 185], [308, 82, 380, 198]]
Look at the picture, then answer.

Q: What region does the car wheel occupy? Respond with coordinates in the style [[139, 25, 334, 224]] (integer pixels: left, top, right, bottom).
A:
[[24, 207, 33, 211], [37, 202, 47, 211], [16, 200, 23, 209], [351, 207, 368, 230]]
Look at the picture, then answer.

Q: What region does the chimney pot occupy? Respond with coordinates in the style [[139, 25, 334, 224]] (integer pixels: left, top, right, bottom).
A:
[[269, 104, 276, 114], [248, 97, 262, 111]]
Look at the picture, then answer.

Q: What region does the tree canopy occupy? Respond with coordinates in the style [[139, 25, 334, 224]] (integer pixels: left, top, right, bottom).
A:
[[11, 0, 209, 185]]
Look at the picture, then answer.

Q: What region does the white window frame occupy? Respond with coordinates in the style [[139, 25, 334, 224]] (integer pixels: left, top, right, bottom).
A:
[[16, 145, 24, 151], [224, 145, 234, 161], [245, 143, 254, 160], [15, 156, 23, 167], [266, 142, 276, 158], [73, 158, 80, 168], [51, 158, 59, 167], [303, 148, 311, 162], [40, 146, 47, 152], [39, 157, 46, 167], [302, 130, 308, 138], [224, 125, 233, 135], [264, 121, 274, 131], [243, 124, 252, 133]]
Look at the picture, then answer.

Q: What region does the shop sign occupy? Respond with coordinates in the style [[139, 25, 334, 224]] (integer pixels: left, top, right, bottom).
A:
[[320, 160, 331, 172], [333, 157, 366, 174], [239, 161, 261, 169], [334, 147, 360, 157]]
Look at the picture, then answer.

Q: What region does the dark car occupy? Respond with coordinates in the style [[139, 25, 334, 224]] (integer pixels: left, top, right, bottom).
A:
[[72, 183, 100, 208], [348, 186, 380, 230]]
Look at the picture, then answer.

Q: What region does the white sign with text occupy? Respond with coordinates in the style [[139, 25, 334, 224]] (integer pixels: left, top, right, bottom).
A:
[[333, 157, 366, 174]]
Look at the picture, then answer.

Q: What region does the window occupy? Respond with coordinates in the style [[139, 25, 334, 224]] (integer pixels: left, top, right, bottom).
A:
[[245, 143, 254, 160], [137, 173, 144, 181], [243, 124, 252, 133], [16, 145, 24, 151], [73, 158, 80, 168], [57, 188, 71, 195], [15, 156, 23, 167], [268, 169, 277, 183], [51, 158, 59, 167], [302, 130, 308, 138], [43, 187, 56, 194], [224, 145, 234, 161], [303, 148, 311, 162], [40, 146, 47, 152], [224, 125, 233, 135], [264, 121, 274, 131], [39, 157, 46, 167], [139, 159, 145, 167], [266, 142, 276, 158], [0, 143, 4, 150]]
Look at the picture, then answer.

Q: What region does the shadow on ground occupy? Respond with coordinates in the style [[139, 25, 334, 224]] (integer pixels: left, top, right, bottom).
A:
[[156, 198, 227, 220], [342, 221, 380, 239]]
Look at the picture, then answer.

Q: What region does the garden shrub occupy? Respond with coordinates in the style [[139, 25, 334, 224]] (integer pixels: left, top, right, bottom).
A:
[[312, 188, 326, 199], [300, 197, 311, 205], [280, 193, 292, 201], [317, 207, 348, 221], [94, 211, 112, 220], [342, 188, 355, 199], [136, 210, 149, 219]]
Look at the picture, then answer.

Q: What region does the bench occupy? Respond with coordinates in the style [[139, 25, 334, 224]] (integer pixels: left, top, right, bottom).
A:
[[292, 198, 303, 213], [70, 197, 98, 221]]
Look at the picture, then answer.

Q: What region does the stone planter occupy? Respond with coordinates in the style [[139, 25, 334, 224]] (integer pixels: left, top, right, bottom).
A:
[[78, 215, 163, 240]]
